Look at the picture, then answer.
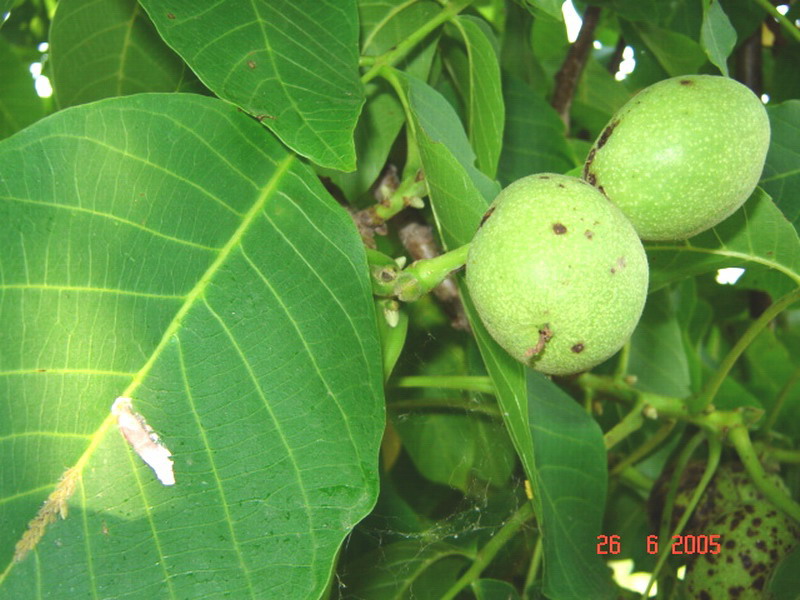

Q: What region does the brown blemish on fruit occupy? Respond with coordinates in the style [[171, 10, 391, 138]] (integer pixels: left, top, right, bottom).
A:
[[571, 343, 584, 353], [739, 553, 752, 570], [553, 223, 567, 235], [558, 183, 565, 188], [526, 326, 553, 357], [596, 120, 618, 149], [753, 575, 765, 590], [584, 230, 593, 240], [586, 172, 597, 186], [598, 185, 606, 197], [680, 79, 693, 85], [728, 586, 745, 598], [699, 592, 711, 600], [540, 175, 550, 179], [479, 206, 495, 228]]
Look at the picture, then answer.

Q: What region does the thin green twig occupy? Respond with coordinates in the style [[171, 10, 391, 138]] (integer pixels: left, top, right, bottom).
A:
[[393, 375, 495, 394], [440, 501, 536, 600], [751, 0, 800, 43], [698, 286, 800, 412]]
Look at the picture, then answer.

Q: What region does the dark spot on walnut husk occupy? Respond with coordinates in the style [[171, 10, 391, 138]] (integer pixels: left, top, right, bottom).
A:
[[540, 175, 550, 179], [739, 553, 753, 570], [725, 539, 736, 549], [558, 183, 565, 188], [597, 185, 607, 197], [571, 343, 584, 353], [680, 79, 693, 85], [526, 326, 553, 358], [610, 268, 616, 274], [586, 172, 597, 186], [752, 517, 762, 527], [699, 592, 711, 600], [584, 148, 597, 173], [597, 120, 618, 149], [729, 585, 745, 598], [584, 230, 593, 240], [744, 505, 755, 514], [617, 256, 627, 269], [479, 206, 495, 228], [553, 223, 567, 234]]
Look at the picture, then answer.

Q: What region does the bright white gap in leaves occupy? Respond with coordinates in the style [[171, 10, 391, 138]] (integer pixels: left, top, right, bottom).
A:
[[112, 397, 175, 485], [716, 267, 745, 285], [615, 46, 636, 81], [777, 4, 789, 15], [761, 94, 771, 104], [608, 559, 657, 597], [562, 0, 582, 42]]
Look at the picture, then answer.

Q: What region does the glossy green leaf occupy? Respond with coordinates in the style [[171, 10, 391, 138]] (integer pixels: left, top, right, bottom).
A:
[[628, 290, 691, 398], [0, 37, 44, 139], [50, 0, 203, 108], [647, 189, 800, 298], [498, 74, 576, 186], [527, 371, 615, 599], [633, 22, 706, 77], [761, 100, 800, 227], [0, 93, 383, 598], [521, 0, 563, 22], [138, 0, 364, 171], [342, 540, 472, 599], [769, 544, 800, 600], [572, 59, 631, 138], [445, 15, 505, 178], [394, 412, 516, 492], [401, 71, 533, 525], [699, 0, 736, 77]]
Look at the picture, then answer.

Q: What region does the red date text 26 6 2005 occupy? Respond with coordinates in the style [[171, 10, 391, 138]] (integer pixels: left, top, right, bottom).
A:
[[596, 534, 722, 555]]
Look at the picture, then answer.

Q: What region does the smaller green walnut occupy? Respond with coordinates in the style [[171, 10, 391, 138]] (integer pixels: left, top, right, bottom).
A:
[[466, 174, 648, 375], [583, 75, 770, 241]]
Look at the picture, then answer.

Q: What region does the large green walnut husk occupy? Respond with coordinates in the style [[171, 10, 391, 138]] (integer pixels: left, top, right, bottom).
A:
[[583, 75, 770, 241], [466, 174, 648, 375]]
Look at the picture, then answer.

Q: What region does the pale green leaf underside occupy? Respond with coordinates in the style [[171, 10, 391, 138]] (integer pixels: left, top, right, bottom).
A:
[[0, 93, 383, 599], [50, 0, 203, 109], [139, 0, 364, 171]]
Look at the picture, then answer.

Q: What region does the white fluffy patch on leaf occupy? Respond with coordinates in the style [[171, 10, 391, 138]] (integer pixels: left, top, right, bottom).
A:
[[112, 397, 175, 486]]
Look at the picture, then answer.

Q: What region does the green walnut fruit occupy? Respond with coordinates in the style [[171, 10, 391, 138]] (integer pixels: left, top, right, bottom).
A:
[[684, 503, 799, 599], [583, 75, 770, 241], [466, 174, 648, 375]]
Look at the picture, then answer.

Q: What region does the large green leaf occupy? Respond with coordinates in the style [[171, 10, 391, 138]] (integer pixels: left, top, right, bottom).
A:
[[50, 0, 203, 108], [401, 72, 533, 501], [138, 0, 365, 171], [444, 15, 505, 179], [633, 22, 706, 77], [0, 37, 44, 139], [527, 371, 615, 599], [628, 290, 691, 398], [498, 74, 576, 186], [0, 93, 383, 598], [647, 188, 800, 298], [761, 100, 800, 227]]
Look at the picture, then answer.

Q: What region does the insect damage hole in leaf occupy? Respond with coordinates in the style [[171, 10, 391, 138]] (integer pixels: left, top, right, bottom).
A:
[[111, 397, 175, 486]]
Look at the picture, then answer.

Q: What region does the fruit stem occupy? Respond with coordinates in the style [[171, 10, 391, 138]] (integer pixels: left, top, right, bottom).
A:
[[393, 375, 495, 395], [750, 0, 800, 44], [643, 435, 722, 600], [360, 0, 475, 84], [393, 243, 470, 301], [729, 425, 800, 523], [604, 399, 645, 449], [439, 500, 536, 600], [698, 286, 800, 413]]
